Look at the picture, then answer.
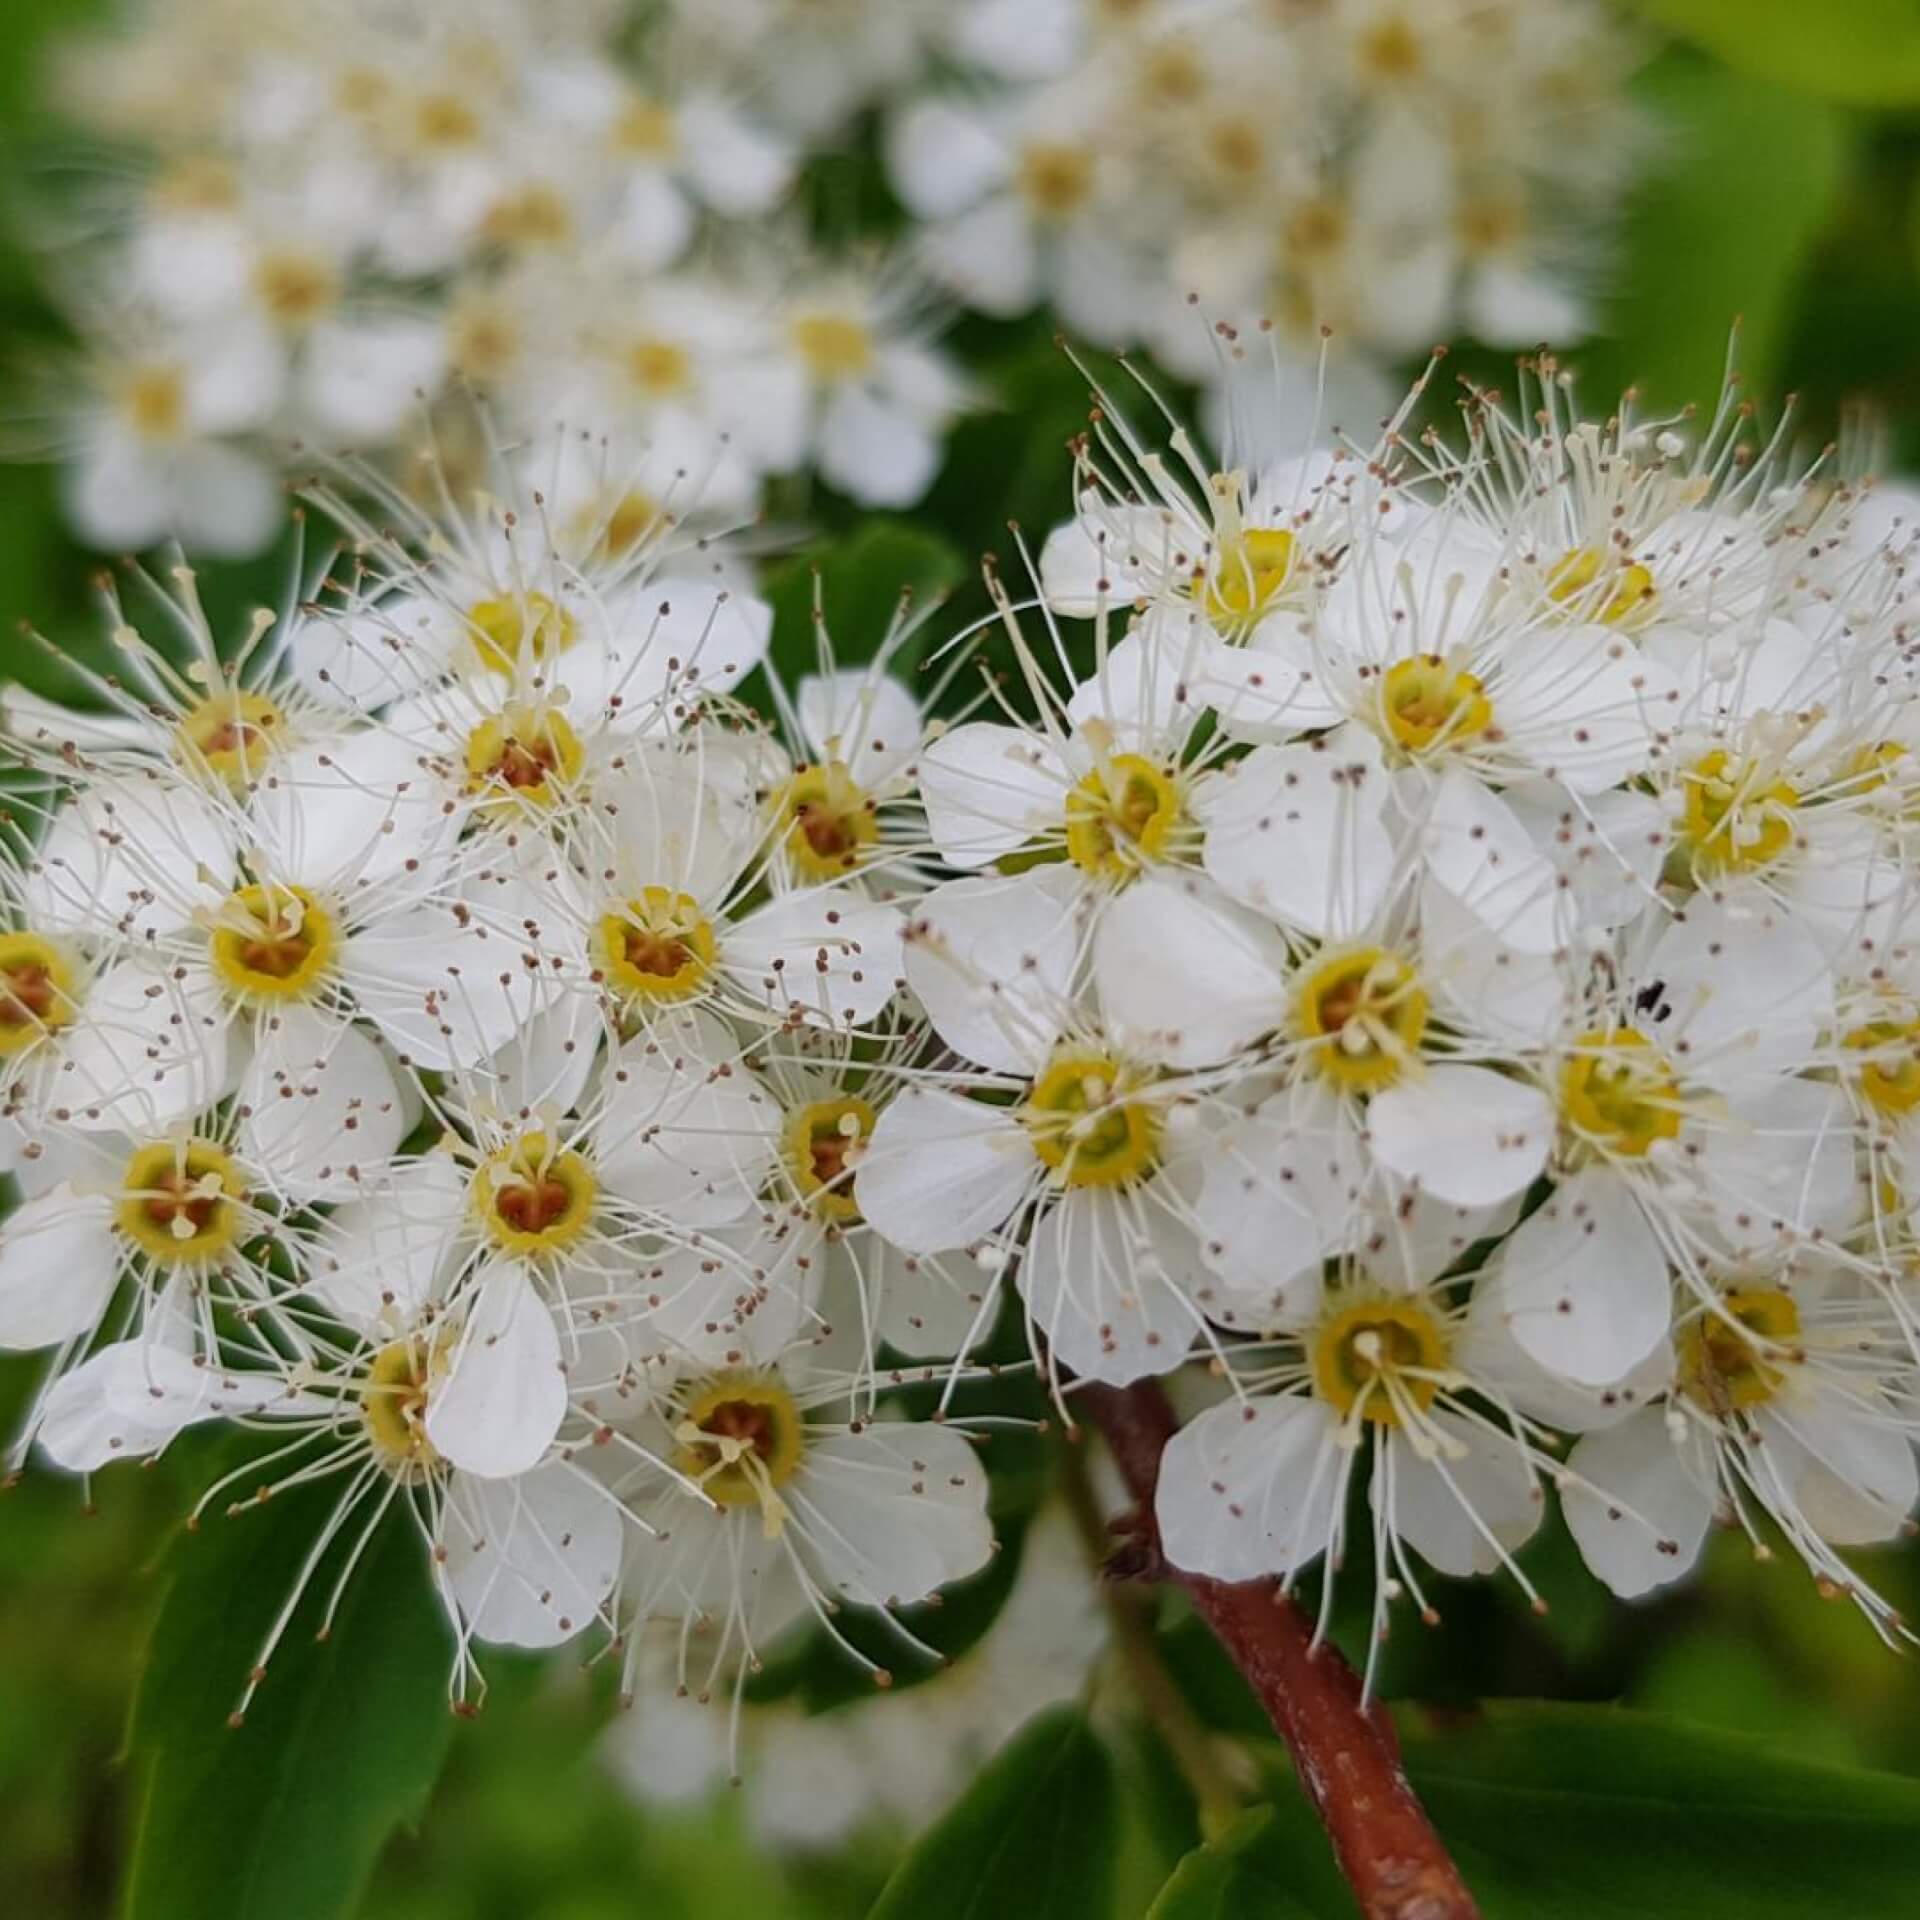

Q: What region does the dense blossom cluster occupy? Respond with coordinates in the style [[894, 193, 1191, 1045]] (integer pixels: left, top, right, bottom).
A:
[[5, 349, 1920, 1736], [30, 0, 1638, 556]]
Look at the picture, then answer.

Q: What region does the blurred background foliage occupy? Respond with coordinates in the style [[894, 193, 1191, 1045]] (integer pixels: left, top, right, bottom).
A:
[[5, 0, 1920, 1914]]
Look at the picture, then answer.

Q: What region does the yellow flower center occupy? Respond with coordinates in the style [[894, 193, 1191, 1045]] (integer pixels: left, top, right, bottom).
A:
[[626, 336, 692, 397], [0, 931, 79, 1055], [782, 1094, 875, 1222], [1675, 750, 1799, 878], [472, 1133, 599, 1256], [482, 184, 573, 249], [119, 367, 186, 441], [1845, 1013, 1920, 1118], [1285, 197, 1346, 260], [208, 885, 339, 1003], [673, 1373, 807, 1534], [592, 888, 717, 1006], [1546, 546, 1656, 626], [463, 707, 585, 814], [1025, 1049, 1160, 1189], [1359, 17, 1423, 80], [1312, 1295, 1450, 1428], [613, 97, 676, 155], [772, 762, 878, 880], [414, 92, 481, 148], [252, 252, 338, 327], [1018, 143, 1095, 216], [1296, 947, 1428, 1091], [1559, 1028, 1682, 1157], [466, 592, 579, 676], [115, 1138, 245, 1267], [1676, 1288, 1801, 1414], [1064, 753, 1182, 881], [1379, 655, 1492, 754], [361, 1334, 447, 1477], [174, 689, 282, 790], [1203, 527, 1296, 631], [792, 312, 874, 380]]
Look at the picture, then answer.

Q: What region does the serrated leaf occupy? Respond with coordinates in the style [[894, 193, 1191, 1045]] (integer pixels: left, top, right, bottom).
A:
[[1623, 0, 1920, 107], [759, 519, 966, 681], [867, 1706, 1116, 1920], [1572, 54, 1846, 414], [124, 1483, 455, 1920]]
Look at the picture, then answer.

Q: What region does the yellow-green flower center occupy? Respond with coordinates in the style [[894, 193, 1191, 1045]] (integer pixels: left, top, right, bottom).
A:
[[782, 1095, 876, 1222], [1559, 1028, 1682, 1157], [1312, 1295, 1451, 1428], [1379, 655, 1492, 754], [0, 931, 79, 1054], [472, 1133, 599, 1256], [209, 884, 339, 1003], [1676, 1288, 1801, 1414], [1024, 1049, 1160, 1188], [592, 888, 717, 1006], [1296, 946, 1428, 1091], [1064, 753, 1182, 880], [115, 1138, 245, 1267]]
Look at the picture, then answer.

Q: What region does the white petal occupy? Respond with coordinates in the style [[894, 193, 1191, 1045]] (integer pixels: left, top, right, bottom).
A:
[[857, 1087, 1032, 1254], [1649, 895, 1832, 1084], [1493, 626, 1675, 791], [1093, 873, 1290, 1068], [1021, 1185, 1198, 1384], [444, 1463, 621, 1647], [1157, 1395, 1342, 1581], [0, 1187, 118, 1350], [722, 890, 904, 1029], [904, 868, 1081, 1074], [596, 1015, 780, 1226], [796, 669, 923, 790], [818, 386, 940, 508], [918, 721, 1068, 869], [298, 314, 446, 445], [1192, 1096, 1362, 1311], [1419, 771, 1562, 955], [1064, 628, 1205, 752], [250, 729, 454, 894], [1768, 1400, 1918, 1546], [919, 196, 1038, 316], [54, 956, 231, 1134], [1564, 1410, 1715, 1597], [1198, 733, 1394, 939], [1380, 1412, 1543, 1578], [883, 98, 1011, 220], [238, 1002, 408, 1201], [313, 1155, 468, 1328], [794, 1423, 992, 1607], [1367, 1065, 1552, 1209], [24, 777, 234, 939], [424, 1262, 567, 1479], [1496, 1167, 1671, 1387]]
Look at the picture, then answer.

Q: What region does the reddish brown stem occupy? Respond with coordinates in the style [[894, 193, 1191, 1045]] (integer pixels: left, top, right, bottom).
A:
[[1078, 1379, 1480, 1920]]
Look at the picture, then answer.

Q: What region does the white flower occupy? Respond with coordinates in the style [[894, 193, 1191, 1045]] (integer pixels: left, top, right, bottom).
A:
[[1562, 1272, 1918, 1629], [1156, 1267, 1550, 1687]]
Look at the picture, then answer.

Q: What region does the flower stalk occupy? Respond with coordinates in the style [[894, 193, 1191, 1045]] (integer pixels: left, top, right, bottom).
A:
[[1078, 1379, 1480, 1920]]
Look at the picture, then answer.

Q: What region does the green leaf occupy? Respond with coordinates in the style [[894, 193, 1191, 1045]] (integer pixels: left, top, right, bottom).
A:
[[1572, 54, 1846, 414], [1623, 0, 1920, 107], [1400, 1703, 1920, 1917], [124, 1482, 456, 1920], [758, 519, 966, 682], [1147, 1809, 1328, 1920], [866, 1706, 1117, 1920]]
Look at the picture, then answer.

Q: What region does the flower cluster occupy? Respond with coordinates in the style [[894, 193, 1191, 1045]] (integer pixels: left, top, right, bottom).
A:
[[5, 351, 1920, 1733], [29, 0, 1641, 558], [37, 0, 972, 555]]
